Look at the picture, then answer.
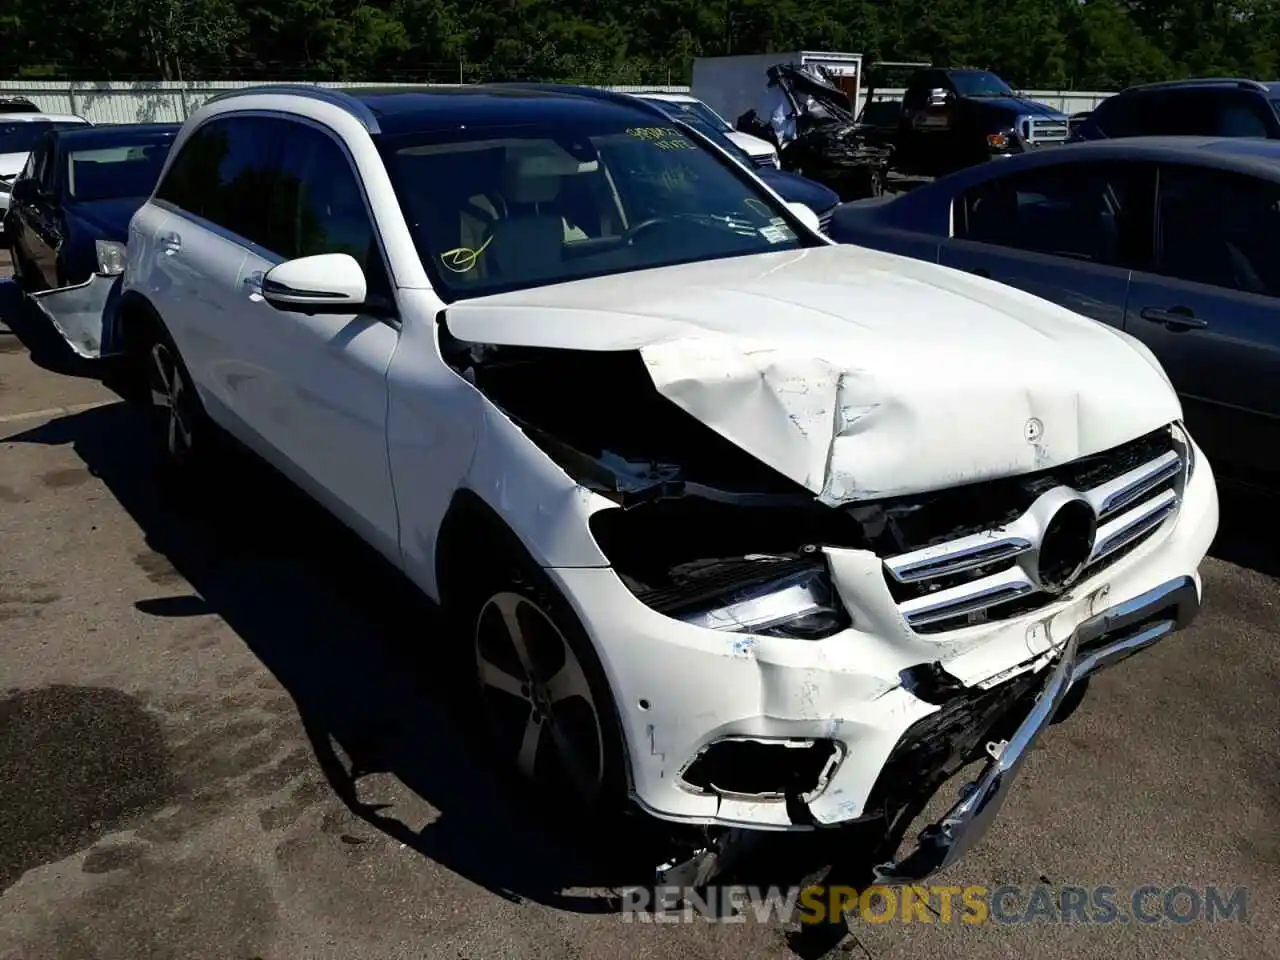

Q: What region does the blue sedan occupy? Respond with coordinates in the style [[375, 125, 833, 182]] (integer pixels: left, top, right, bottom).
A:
[[6, 122, 180, 357], [828, 135, 1280, 486]]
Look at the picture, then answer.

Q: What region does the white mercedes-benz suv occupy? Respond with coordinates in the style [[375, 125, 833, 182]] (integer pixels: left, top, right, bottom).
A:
[[119, 82, 1218, 886]]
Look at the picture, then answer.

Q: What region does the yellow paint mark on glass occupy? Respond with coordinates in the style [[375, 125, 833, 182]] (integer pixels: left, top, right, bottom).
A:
[[440, 234, 493, 274]]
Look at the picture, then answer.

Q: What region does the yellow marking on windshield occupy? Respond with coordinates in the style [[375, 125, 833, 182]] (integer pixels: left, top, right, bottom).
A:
[[440, 234, 493, 273], [626, 126, 697, 150]]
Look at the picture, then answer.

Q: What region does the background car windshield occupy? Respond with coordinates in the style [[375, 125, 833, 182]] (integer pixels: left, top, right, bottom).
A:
[[662, 99, 733, 131], [950, 71, 1015, 97], [1, 120, 80, 155], [383, 119, 803, 299], [68, 141, 173, 201]]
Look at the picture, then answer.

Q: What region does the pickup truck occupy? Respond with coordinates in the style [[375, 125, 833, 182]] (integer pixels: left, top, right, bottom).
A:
[[859, 63, 1071, 175]]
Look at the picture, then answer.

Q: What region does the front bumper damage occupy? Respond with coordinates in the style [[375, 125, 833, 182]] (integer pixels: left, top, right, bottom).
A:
[[28, 271, 123, 359], [654, 574, 1200, 888], [873, 574, 1198, 881]]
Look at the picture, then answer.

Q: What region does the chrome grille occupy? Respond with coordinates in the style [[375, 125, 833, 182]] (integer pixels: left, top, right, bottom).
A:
[[818, 207, 835, 235], [752, 153, 777, 169], [1020, 116, 1069, 145], [877, 428, 1185, 635]]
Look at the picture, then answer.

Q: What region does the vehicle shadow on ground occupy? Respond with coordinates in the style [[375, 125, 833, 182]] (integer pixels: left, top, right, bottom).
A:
[[7, 401, 896, 951], [1210, 481, 1280, 579]]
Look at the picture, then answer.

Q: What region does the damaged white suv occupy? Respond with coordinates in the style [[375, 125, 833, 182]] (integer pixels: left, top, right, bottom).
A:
[[120, 83, 1219, 884]]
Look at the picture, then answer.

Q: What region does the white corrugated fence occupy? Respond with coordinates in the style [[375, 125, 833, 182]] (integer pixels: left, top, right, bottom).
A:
[[0, 79, 1114, 125]]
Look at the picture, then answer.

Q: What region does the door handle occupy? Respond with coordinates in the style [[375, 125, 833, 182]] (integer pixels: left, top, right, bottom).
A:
[[1139, 306, 1208, 331], [158, 230, 182, 255]]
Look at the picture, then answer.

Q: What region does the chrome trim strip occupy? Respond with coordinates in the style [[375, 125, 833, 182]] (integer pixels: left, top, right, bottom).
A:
[[886, 535, 1033, 584], [1085, 450, 1182, 518], [1088, 488, 1178, 564], [899, 565, 1035, 628]]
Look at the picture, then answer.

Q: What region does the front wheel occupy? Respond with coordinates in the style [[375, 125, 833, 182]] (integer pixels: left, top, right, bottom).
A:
[[464, 561, 626, 819]]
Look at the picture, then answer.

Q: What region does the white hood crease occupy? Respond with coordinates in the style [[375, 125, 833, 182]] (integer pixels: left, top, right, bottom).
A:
[[446, 245, 1184, 504]]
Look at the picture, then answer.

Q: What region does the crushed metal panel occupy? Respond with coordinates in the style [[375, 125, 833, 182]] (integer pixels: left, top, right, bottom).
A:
[[28, 272, 122, 359]]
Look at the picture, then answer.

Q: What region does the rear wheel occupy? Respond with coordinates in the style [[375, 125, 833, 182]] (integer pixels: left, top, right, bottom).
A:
[[129, 313, 209, 475]]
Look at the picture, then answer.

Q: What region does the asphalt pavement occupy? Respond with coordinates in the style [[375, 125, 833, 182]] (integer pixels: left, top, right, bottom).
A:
[[0, 249, 1277, 959]]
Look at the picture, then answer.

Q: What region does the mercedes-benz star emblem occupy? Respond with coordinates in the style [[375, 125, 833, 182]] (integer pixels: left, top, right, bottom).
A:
[[1036, 498, 1097, 594], [1024, 418, 1044, 443]]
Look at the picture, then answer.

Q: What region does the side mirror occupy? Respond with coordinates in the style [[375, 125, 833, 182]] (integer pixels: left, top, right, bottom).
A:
[[261, 253, 368, 313], [785, 200, 822, 234], [10, 178, 40, 204]]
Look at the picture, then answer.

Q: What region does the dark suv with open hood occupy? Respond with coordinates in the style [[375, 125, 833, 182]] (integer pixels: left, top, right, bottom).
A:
[[736, 62, 892, 200]]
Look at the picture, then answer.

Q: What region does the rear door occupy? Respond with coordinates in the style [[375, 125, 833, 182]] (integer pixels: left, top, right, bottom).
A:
[[1122, 163, 1280, 482], [16, 132, 60, 287], [938, 160, 1154, 328]]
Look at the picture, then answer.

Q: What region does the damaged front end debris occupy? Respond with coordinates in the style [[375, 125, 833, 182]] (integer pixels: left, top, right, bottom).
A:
[[743, 63, 892, 201], [28, 270, 123, 359]]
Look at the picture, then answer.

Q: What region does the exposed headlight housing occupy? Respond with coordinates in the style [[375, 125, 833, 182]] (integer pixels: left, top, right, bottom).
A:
[[95, 239, 127, 276], [673, 558, 850, 640]]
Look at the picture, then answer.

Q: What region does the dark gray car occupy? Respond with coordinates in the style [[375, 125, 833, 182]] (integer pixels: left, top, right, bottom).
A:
[[828, 136, 1280, 487]]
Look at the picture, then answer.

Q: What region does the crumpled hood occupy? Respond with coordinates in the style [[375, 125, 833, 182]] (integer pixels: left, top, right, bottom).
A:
[[445, 245, 1181, 504]]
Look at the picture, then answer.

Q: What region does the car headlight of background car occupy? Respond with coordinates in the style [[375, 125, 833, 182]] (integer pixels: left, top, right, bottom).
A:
[[95, 239, 127, 276]]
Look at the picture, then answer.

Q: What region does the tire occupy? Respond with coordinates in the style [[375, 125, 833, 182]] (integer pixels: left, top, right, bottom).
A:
[[135, 314, 209, 477], [457, 550, 627, 823]]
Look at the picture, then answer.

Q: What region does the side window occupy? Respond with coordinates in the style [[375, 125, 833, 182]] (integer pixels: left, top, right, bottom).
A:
[[1206, 93, 1272, 137], [1156, 165, 1280, 296], [31, 134, 54, 188], [267, 122, 375, 267], [957, 162, 1153, 266], [154, 116, 280, 248], [1094, 91, 1152, 137]]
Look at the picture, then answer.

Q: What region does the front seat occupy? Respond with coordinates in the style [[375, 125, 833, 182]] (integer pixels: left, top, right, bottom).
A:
[[488, 152, 567, 281]]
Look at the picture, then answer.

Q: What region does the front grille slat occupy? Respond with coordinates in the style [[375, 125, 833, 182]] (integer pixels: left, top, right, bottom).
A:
[[876, 427, 1184, 636]]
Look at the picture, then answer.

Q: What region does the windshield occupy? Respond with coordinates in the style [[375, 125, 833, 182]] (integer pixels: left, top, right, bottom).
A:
[[0, 120, 85, 157], [381, 119, 807, 301], [949, 71, 1015, 98], [639, 103, 752, 165], [68, 140, 173, 201], [652, 98, 733, 132]]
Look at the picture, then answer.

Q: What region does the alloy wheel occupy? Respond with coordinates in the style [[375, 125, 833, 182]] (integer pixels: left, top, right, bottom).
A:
[[473, 590, 606, 807], [148, 341, 194, 460]]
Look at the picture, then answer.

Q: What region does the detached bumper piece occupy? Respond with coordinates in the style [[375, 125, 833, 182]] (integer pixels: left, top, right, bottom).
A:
[[28, 272, 123, 359], [873, 574, 1199, 882]]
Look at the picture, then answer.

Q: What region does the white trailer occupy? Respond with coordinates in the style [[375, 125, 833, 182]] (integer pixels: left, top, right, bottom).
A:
[[691, 51, 864, 130]]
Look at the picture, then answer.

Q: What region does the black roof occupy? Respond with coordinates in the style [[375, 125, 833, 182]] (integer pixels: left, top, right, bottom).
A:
[[205, 83, 668, 138], [54, 122, 181, 149], [347, 84, 662, 136]]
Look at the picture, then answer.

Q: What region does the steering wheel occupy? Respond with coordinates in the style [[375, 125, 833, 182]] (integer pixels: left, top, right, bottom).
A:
[[623, 216, 673, 244]]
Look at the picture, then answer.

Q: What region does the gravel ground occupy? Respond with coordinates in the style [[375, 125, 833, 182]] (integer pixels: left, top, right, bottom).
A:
[[1, 250, 1277, 959]]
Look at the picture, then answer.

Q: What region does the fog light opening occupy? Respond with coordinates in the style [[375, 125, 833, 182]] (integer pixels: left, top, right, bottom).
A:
[[678, 737, 843, 802]]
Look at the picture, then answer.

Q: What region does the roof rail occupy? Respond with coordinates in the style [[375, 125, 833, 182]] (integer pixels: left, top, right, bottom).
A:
[[481, 81, 672, 118], [203, 83, 381, 133], [1128, 77, 1269, 94]]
